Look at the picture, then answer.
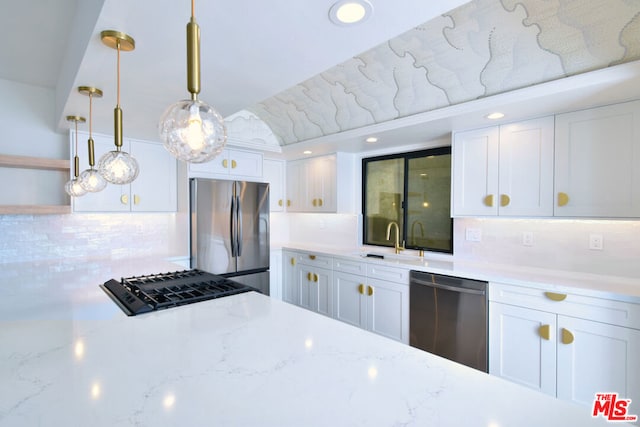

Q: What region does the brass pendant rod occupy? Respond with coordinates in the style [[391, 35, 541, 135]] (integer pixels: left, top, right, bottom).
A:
[[74, 119, 79, 177], [187, 0, 201, 99], [114, 39, 123, 150]]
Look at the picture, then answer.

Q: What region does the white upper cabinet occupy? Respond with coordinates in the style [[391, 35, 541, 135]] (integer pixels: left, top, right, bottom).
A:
[[452, 116, 554, 217], [286, 154, 337, 213], [262, 159, 285, 212], [554, 100, 640, 218], [72, 132, 176, 213], [189, 148, 263, 179]]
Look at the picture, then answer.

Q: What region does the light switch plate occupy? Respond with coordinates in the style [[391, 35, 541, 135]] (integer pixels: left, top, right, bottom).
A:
[[522, 231, 534, 246], [589, 234, 604, 250], [465, 228, 481, 242]]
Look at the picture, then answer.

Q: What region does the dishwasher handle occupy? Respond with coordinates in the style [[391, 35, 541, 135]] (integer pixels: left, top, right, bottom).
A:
[[410, 276, 486, 296]]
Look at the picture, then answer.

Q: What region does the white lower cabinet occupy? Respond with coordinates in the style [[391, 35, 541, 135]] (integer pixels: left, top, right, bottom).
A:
[[282, 251, 409, 343], [489, 282, 640, 410]]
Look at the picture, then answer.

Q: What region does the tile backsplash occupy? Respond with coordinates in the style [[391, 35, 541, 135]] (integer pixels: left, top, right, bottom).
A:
[[0, 213, 188, 264]]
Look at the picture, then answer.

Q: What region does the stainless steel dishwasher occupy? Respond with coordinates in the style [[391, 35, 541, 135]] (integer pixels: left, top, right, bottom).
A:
[[409, 270, 488, 372]]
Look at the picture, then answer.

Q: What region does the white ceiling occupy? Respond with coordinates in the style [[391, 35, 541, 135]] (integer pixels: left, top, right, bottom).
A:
[[2, 0, 640, 160], [0, 0, 468, 143]]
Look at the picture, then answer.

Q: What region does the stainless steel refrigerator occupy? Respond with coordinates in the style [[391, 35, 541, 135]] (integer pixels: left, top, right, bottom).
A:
[[190, 178, 270, 295]]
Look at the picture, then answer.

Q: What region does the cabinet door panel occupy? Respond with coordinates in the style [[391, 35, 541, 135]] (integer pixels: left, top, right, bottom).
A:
[[282, 251, 298, 304], [333, 271, 366, 328], [489, 302, 557, 396], [556, 316, 640, 407], [452, 126, 499, 216], [554, 101, 640, 217], [498, 117, 554, 216], [367, 278, 409, 343], [263, 159, 285, 212], [130, 140, 177, 212], [313, 268, 332, 317]]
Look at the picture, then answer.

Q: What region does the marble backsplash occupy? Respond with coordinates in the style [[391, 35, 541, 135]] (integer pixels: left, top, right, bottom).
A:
[[0, 213, 188, 264]]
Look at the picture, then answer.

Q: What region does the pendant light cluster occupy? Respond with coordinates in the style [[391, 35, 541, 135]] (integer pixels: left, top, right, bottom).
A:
[[159, 0, 227, 163], [65, 31, 138, 198]]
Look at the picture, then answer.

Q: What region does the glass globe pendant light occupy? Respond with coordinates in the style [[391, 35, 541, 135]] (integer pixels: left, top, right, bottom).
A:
[[78, 86, 108, 193], [64, 115, 87, 197], [98, 30, 139, 184], [158, 0, 227, 163]]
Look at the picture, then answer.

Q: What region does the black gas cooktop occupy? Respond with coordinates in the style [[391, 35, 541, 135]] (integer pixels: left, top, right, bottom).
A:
[[101, 269, 257, 316]]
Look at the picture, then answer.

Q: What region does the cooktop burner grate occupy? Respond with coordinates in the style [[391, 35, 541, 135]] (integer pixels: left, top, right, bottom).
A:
[[101, 269, 257, 316]]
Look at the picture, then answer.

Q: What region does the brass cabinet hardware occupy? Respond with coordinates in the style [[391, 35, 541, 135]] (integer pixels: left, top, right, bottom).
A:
[[544, 292, 567, 302], [358, 284, 364, 294], [307, 272, 312, 281], [538, 324, 551, 340], [500, 194, 510, 207], [222, 159, 228, 168], [367, 286, 373, 296], [290, 257, 295, 266], [287, 200, 291, 207], [309, 255, 316, 260], [278, 199, 283, 207], [313, 273, 318, 282], [312, 198, 317, 207], [483, 194, 494, 207], [231, 159, 237, 169], [133, 194, 140, 205], [318, 198, 323, 207], [561, 328, 574, 345], [120, 194, 129, 205], [558, 192, 569, 207]]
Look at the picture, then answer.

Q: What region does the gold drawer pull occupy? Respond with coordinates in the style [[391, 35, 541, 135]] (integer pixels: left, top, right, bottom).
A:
[[358, 284, 364, 294], [500, 194, 510, 207], [222, 159, 228, 168], [309, 255, 316, 260], [483, 194, 494, 207], [312, 198, 317, 207], [545, 292, 567, 302], [313, 274, 318, 282], [318, 198, 323, 207], [558, 192, 569, 207], [538, 324, 550, 341], [133, 194, 140, 205], [278, 199, 283, 207], [561, 328, 574, 345], [120, 194, 129, 205], [287, 200, 291, 207], [231, 159, 237, 169], [290, 257, 295, 266], [367, 286, 373, 296], [307, 272, 312, 281]]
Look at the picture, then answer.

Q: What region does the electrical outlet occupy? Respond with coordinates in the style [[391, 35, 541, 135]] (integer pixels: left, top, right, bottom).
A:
[[465, 228, 481, 242], [589, 234, 604, 250], [522, 231, 534, 247]]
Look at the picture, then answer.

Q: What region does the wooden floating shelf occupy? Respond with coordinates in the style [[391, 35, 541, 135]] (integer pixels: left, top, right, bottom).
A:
[[0, 205, 71, 215], [0, 154, 69, 171]]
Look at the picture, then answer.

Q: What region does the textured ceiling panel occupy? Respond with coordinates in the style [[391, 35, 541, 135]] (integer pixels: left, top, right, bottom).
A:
[[249, 0, 640, 146]]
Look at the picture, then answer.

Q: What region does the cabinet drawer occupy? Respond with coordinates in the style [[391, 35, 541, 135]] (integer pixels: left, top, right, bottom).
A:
[[296, 252, 332, 268], [333, 257, 367, 275], [366, 264, 409, 284], [490, 282, 640, 330]]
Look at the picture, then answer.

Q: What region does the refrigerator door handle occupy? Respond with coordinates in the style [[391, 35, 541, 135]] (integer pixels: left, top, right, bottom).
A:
[[230, 194, 237, 257], [236, 195, 243, 256]]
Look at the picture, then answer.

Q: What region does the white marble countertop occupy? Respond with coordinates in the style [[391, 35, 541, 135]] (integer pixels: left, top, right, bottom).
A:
[[0, 257, 628, 426], [280, 243, 640, 303]]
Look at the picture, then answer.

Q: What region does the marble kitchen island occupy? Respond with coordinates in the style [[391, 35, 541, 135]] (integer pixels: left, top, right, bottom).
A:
[[0, 258, 627, 426]]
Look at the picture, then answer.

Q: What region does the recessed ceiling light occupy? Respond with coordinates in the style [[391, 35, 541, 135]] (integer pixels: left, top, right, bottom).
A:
[[365, 136, 378, 143], [486, 112, 505, 120], [303, 150, 313, 155], [329, 0, 373, 26]]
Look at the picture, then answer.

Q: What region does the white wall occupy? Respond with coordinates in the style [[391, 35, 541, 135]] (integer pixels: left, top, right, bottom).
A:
[[0, 79, 188, 264]]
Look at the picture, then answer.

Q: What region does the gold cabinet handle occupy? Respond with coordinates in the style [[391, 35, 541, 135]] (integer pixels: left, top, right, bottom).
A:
[[558, 192, 569, 207], [120, 194, 129, 205], [312, 198, 317, 207], [500, 194, 510, 207], [561, 328, 574, 345], [290, 257, 296, 266], [358, 284, 365, 294], [222, 159, 228, 168], [545, 292, 567, 302], [318, 198, 323, 207], [231, 159, 237, 169], [278, 199, 283, 207], [309, 255, 316, 260], [307, 272, 312, 281], [133, 194, 140, 205], [313, 274, 318, 282], [483, 194, 494, 207], [539, 324, 551, 341], [367, 286, 373, 296], [287, 200, 291, 207]]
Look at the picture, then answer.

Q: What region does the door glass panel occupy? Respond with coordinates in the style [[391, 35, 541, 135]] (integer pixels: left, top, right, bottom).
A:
[[364, 158, 404, 247], [406, 153, 452, 252]]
